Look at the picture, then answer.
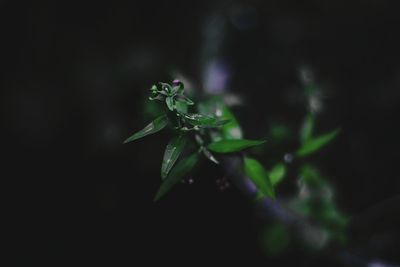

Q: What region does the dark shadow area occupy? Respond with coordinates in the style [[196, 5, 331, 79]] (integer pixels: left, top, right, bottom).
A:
[[2, 1, 400, 266]]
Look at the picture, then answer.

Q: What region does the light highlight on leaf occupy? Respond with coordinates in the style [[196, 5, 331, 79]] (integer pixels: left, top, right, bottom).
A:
[[269, 163, 286, 186], [161, 134, 187, 179], [296, 129, 340, 157], [123, 115, 168, 143], [154, 153, 200, 201], [208, 139, 266, 153]]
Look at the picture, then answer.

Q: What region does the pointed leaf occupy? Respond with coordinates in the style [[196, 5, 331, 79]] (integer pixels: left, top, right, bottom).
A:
[[300, 114, 315, 143], [154, 153, 200, 201], [123, 115, 168, 143], [166, 97, 175, 111], [202, 148, 219, 164], [175, 101, 188, 114], [296, 128, 341, 157], [175, 95, 194, 105], [197, 98, 242, 141], [269, 163, 286, 186], [244, 157, 275, 199], [183, 113, 229, 128], [161, 134, 187, 179], [207, 139, 266, 153]]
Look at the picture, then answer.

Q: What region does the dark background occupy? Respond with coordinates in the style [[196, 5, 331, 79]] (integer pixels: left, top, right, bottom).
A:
[[3, 1, 400, 266]]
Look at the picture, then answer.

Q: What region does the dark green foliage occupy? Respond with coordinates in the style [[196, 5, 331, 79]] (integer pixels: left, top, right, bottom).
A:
[[125, 80, 347, 253], [124, 81, 345, 243], [183, 113, 230, 128], [161, 134, 187, 179], [124, 81, 266, 200], [154, 152, 200, 201], [208, 139, 266, 153], [123, 115, 168, 143], [296, 128, 340, 157]]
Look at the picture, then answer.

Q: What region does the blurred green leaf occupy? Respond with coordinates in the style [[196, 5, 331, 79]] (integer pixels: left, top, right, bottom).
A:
[[171, 83, 184, 95], [299, 164, 324, 187], [269, 122, 291, 142], [175, 95, 194, 105], [260, 224, 290, 255], [244, 157, 275, 199], [124, 115, 168, 143], [161, 134, 187, 179], [175, 101, 188, 114], [220, 105, 243, 140], [154, 152, 200, 201], [208, 139, 266, 153], [184, 113, 229, 128], [197, 98, 242, 141], [300, 114, 315, 143], [296, 129, 340, 157], [166, 97, 175, 111], [269, 163, 286, 186]]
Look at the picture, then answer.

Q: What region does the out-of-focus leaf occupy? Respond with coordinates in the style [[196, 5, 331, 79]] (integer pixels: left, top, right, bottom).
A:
[[208, 139, 266, 153], [197, 98, 242, 141], [175, 95, 194, 105], [161, 134, 187, 179], [269, 122, 291, 142], [171, 82, 184, 95], [202, 148, 219, 164], [260, 224, 290, 255], [175, 101, 188, 114], [269, 163, 286, 186], [194, 134, 204, 146], [299, 164, 322, 186], [220, 105, 243, 140], [123, 115, 168, 143], [166, 97, 175, 111], [300, 114, 315, 143], [296, 129, 340, 157], [244, 157, 275, 199], [154, 152, 200, 201], [184, 113, 229, 128], [143, 99, 164, 117]]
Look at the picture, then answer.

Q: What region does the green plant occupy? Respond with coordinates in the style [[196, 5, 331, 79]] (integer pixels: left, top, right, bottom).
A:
[[124, 79, 347, 253], [124, 80, 267, 201]]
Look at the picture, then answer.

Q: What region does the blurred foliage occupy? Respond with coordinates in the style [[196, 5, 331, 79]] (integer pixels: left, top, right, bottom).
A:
[[125, 78, 346, 255]]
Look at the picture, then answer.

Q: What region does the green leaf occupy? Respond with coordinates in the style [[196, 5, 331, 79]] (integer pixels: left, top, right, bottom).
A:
[[220, 105, 243, 140], [175, 95, 194, 105], [202, 148, 219, 164], [175, 101, 188, 114], [244, 157, 275, 199], [170, 80, 184, 95], [184, 113, 229, 128], [269, 163, 286, 186], [166, 97, 175, 111], [296, 128, 341, 157], [161, 134, 187, 179], [154, 152, 200, 201], [197, 98, 242, 141], [300, 114, 315, 143], [123, 115, 168, 143], [207, 139, 266, 153]]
